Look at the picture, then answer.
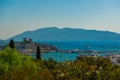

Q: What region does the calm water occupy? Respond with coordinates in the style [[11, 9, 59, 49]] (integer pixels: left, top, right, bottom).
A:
[[38, 41, 120, 50], [32, 41, 120, 62], [31, 52, 120, 62], [32, 52, 80, 62]]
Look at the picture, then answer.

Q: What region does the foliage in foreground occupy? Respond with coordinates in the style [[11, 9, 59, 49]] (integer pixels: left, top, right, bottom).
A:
[[0, 47, 120, 80]]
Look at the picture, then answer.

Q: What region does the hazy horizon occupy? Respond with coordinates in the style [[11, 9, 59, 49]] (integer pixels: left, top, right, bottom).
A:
[[0, 0, 120, 39]]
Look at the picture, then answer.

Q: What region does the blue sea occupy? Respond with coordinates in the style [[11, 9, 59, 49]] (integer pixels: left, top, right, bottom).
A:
[[32, 52, 79, 62], [39, 41, 120, 50], [32, 41, 120, 62]]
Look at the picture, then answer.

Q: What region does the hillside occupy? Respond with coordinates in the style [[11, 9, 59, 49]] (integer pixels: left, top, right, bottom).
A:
[[10, 27, 120, 41]]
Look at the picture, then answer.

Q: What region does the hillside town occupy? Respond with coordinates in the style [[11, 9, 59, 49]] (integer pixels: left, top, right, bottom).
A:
[[0, 38, 58, 54], [15, 38, 58, 54]]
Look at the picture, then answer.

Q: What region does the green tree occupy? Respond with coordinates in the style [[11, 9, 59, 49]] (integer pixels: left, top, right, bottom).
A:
[[36, 45, 41, 59], [0, 47, 41, 79], [9, 39, 15, 49]]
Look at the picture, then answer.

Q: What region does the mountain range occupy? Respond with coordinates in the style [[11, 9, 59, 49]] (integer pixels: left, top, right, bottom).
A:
[[10, 27, 120, 41]]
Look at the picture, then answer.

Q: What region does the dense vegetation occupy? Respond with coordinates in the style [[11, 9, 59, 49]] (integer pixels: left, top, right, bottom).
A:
[[0, 47, 120, 80]]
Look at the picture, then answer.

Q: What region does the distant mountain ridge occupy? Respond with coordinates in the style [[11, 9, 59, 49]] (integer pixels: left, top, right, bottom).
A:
[[10, 27, 120, 41], [0, 39, 7, 45], [0, 39, 5, 42]]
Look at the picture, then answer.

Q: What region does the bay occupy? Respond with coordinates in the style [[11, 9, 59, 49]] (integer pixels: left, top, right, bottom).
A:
[[32, 52, 79, 62], [38, 41, 120, 50], [31, 41, 120, 62]]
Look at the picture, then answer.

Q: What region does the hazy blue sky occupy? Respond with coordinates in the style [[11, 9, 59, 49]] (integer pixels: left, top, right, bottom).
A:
[[0, 0, 120, 39]]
